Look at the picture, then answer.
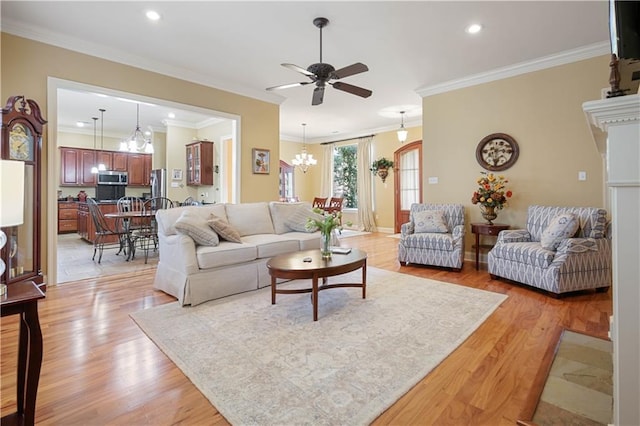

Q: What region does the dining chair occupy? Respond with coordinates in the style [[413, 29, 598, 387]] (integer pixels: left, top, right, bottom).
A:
[[116, 196, 150, 261], [325, 197, 344, 224], [86, 198, 129, 263], [140, 197, 175, 263], [312, 197, 328, 209]]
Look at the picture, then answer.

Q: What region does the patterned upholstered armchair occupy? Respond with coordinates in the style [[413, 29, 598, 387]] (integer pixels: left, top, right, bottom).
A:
[[488, 205, 611, 295], [398, 203, 465, 271]]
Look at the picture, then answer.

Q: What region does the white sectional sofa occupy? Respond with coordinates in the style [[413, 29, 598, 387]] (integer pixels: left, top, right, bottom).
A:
[[153, 202, 321, 306]]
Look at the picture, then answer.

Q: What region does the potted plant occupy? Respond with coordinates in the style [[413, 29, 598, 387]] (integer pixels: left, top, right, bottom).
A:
[[370, 157, 394, 183]]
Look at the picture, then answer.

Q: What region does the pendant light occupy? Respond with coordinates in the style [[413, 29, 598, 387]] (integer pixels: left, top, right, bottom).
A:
[[397, 111, 408, 143], [121, 103, 154, 153], [291, 123, 317, 173], [90, 116, 99, 174], [98, 108, 107, 171]]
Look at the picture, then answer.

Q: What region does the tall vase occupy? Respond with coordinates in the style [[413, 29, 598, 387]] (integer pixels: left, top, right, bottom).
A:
[[480, 205, 498, 225], [320, 231, 332, 258]]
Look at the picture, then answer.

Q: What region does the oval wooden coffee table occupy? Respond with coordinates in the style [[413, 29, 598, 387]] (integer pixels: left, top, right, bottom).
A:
[[267, 248, 367, 321]]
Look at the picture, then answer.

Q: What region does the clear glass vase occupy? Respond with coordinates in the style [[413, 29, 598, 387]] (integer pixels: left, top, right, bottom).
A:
[[320, 231, 332, 258]]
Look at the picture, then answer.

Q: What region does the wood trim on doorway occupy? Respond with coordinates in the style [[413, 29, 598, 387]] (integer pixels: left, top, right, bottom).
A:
[[394, 140, 423, 233]]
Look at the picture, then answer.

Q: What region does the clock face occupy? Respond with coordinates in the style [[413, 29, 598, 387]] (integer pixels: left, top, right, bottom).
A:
[[9, 123, 34, 161], [475, 133, 519, 171]]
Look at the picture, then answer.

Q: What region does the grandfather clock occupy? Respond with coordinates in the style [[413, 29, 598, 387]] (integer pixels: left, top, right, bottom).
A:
[[1, 96, 47, 287]]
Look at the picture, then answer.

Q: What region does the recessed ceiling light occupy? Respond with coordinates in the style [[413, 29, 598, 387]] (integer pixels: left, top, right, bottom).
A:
[[465, 23, 483, 34], [168, 112, 176, 119], [76, 121, 87, 127], [146, 10, 161, 21]]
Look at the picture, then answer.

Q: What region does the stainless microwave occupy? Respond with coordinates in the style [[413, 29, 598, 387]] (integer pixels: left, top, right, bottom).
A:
[[97, 170, 128, 186]]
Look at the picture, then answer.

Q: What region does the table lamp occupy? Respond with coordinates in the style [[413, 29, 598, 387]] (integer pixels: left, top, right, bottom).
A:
[[0, 159, 25, 295]]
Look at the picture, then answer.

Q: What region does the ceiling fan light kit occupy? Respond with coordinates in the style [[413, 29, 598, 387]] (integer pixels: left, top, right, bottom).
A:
[[266, 17, 372, 106]]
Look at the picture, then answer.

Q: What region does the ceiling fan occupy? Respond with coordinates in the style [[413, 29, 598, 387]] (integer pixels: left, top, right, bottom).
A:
[[266, 17, 372, 106]]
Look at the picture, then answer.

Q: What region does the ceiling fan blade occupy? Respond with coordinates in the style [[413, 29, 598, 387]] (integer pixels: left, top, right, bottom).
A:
[[266, 81, 312, 91], [332, 81, 372, 98], [282, 63, 315, 77], [332, 62, 369, 79], [312, 86, 325, 106]]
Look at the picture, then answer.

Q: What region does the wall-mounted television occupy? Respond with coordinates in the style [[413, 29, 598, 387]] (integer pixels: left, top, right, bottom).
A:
[[609, 0, 640, 95]]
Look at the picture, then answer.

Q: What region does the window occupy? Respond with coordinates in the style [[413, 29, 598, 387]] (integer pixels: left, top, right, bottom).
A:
[[332, 145, 357, 208]]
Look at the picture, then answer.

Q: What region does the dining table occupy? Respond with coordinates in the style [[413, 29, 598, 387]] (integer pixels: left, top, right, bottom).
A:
[[104, 210, 155, 261]]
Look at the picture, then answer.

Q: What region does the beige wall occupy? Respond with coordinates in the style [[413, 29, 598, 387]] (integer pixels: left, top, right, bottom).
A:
[[423, 55, 610, 255], [1, 33, 279, 280]]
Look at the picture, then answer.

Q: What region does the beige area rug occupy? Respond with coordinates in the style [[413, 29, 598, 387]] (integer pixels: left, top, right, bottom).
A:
[[131, 267, 507, 425], [533, 330, 613, 425]]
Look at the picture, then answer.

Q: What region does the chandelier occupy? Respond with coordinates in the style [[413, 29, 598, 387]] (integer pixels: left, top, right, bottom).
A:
[[292, 123, 316, 173], [397, 110, 408, 143], [119, 103, 154, 153]]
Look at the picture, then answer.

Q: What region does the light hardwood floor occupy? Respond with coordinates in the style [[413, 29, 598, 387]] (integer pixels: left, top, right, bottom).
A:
[[1, 233, 612, 425]]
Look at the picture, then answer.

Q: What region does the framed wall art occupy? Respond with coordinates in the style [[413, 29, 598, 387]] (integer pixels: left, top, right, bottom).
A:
[[172, 168, 183, 180], [252, 148, 270, 174]]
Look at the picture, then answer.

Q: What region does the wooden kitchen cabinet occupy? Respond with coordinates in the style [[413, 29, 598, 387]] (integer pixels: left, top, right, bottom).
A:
[[58, 202, 78, 234], [60, 147, 151, 187], [127, 153, 152, 186], [186, 141, 214, 186], [59, 147, 100, 186], [60, 147, 82, 186], [112, 152, 127, 171]]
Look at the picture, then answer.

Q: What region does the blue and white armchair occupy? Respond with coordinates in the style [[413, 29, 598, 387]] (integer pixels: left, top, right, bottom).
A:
[[398, 203, 465, 271], [488, 205, 611, 295]]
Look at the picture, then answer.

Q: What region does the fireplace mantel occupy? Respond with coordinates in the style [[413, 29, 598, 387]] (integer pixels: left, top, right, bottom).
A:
[[583, 93, 639, 426]]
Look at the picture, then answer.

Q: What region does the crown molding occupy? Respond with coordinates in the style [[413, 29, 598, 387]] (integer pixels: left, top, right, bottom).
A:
[[2, 21, 284, 106], [417, 42, 610, 98]]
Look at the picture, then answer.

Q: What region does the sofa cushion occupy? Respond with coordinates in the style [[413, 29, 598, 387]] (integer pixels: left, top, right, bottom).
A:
[[241, 234, 300, 258], [175, 210, 219, 246], [225, 202, 275, 236], [208, 214, 242, 243], [286, 206, 325, 232], [540, 213, 579, 251], [195, 242, 258, 269], [490, 241, 556, 268], [268, 201, 311, 234], [401, 232, 455, 251], [413, 210, 448, 233]]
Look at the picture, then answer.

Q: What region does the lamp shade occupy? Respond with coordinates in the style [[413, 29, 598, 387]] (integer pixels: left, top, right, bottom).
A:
[[0, 159, 25, 227]]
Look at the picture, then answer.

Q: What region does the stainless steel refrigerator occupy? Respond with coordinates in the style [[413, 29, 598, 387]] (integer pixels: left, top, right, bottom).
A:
[[150, 169, 167, 199]]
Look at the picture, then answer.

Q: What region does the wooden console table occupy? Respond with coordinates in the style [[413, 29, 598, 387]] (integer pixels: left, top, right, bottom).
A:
[[470, 223, 509, 270], [1, 280, 45, 426]]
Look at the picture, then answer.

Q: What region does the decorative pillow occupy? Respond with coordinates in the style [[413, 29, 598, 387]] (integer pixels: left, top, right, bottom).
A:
[[175, 210, 219, 246], [413, 210, 448, 233], [541, 213, 579, 251], [208, 214, 242, 243], [285, 206, 324, 233]]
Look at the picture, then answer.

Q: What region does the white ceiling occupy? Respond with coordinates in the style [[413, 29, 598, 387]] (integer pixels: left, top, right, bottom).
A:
[[1, 1, 610, 143]]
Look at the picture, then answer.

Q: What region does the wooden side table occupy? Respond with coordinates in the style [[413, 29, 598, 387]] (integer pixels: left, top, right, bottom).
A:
[[1, 280, 45, 426], [470, 223, 510, 270]]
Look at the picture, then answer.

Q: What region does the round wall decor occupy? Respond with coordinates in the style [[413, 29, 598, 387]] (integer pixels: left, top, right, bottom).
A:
[[475, 133, 519, 171]]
